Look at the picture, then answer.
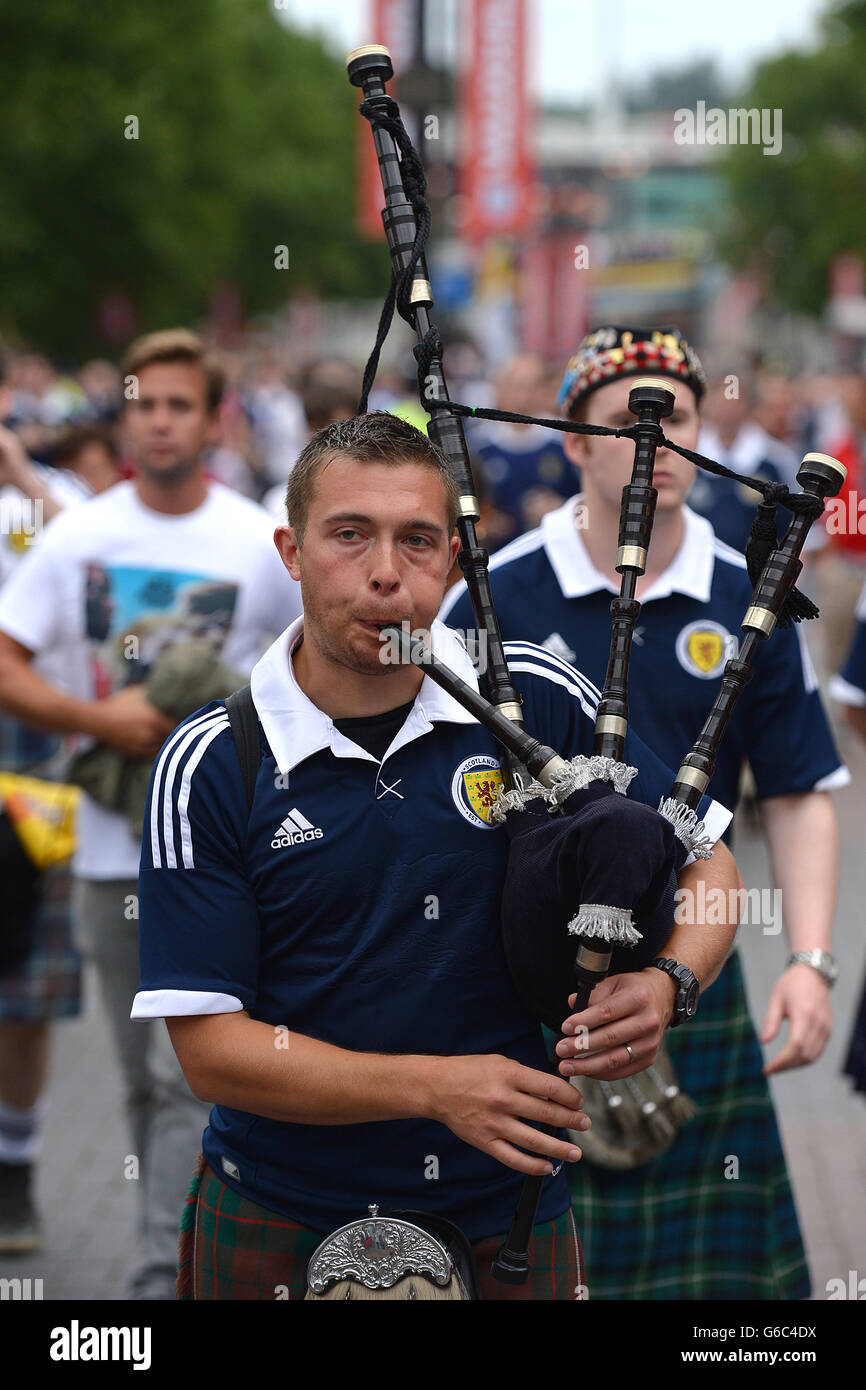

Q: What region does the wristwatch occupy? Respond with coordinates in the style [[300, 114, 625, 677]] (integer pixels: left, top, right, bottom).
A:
[[649, 957, 700, 1027], [786, 950, 839, 988]]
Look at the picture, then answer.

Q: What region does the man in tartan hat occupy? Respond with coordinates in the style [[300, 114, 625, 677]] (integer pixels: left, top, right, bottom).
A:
[[441, 324, 846, 1299]]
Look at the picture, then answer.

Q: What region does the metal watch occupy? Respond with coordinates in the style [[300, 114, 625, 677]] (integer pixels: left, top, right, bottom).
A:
[[649, 957, 700, 1027], [786, 950, 839, 988]]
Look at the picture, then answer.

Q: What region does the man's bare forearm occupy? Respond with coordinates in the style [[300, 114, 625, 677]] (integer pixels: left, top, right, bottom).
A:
[[760, 792, 837, 953], [9, 459, 64, 522], [167, 1011, 444, 1125], [0, 638, 101, 737], [843, 703, 866, 743], [664, 840, 743, 990]]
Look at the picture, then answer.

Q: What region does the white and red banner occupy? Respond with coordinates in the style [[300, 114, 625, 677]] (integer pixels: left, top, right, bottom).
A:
[[458, 0, 534, 244], [355, 0, 418, 240]]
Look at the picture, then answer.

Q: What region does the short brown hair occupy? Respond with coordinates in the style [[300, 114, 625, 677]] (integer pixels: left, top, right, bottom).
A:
[[121, 329, 225, 413], [302, 382, 359, 432], [285, 411, 460, 541], [50, 422, 119, 467]]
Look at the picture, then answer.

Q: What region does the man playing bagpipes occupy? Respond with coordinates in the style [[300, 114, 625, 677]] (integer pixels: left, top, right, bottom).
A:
[[441, 325, 848, 1299], [132, 409, 743, 1300]]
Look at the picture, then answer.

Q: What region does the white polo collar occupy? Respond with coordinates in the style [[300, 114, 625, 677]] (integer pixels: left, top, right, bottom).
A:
[[250, 615, 482, 775], [540, 494, 715, 605], [697, 421, 780, 478]]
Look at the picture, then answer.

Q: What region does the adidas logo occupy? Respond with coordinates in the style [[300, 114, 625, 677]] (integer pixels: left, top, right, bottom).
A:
[[542, 631, 577, 665], [270, 808, 324, 849]]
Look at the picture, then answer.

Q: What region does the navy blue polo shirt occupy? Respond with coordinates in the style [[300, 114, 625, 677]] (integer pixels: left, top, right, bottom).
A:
[[475, 423, 573, 548], [830, 580, 866, 709], [132, 616, 730, 1241], [441, 498, 847, 816]]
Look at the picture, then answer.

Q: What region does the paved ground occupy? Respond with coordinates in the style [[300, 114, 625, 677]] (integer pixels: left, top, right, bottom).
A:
[[3, 705, 866, 1302]]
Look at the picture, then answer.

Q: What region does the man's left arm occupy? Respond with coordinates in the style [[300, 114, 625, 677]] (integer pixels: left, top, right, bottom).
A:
[[743, 620, 847, 1074], [758, 791, 837, 1074], [557, 839, 742, 1081]]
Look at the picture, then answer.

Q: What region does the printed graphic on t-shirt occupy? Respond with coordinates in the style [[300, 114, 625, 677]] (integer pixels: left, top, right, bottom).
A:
[[83, 563, 239, 698]]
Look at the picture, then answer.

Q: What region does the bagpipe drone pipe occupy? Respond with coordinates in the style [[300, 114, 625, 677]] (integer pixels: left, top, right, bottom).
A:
[[347, 43, 845, 1283]]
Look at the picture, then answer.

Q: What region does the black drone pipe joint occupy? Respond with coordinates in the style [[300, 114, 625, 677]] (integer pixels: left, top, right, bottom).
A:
[[593, 378, 675, 762]]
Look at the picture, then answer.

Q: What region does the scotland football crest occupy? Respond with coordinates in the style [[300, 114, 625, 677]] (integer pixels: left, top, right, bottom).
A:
[[451, 755, 504, 829]]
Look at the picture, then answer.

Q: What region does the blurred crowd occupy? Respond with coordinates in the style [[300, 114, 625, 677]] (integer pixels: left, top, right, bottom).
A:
[[2, 325, 866, 1296], [4, 342, 866, 660]]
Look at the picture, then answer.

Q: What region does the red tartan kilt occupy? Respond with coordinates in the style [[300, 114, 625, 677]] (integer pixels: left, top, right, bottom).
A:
[[178, 1154, 586, 1302]]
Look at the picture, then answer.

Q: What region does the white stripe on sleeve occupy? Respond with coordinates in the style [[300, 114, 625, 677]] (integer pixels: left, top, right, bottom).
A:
[[506, 660, 598, 720], [813, 766, 851, 791], [131, 988, 244, 1019], [795, 625, 819, 694], [684, 797, 732, 865], [504, 641, 602, 704], [175, 717, 231, 869], [150, 709, 227, 868], [829, 673, 866, 708]]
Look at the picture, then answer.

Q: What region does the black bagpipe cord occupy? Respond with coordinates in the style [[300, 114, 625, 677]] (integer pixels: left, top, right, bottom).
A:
[[354, 96, 823, 633]]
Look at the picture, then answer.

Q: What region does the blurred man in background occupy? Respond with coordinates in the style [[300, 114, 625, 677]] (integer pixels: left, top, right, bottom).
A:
[[472, 354, 573, 549], [0, 329, 302, 1297], [0, 373, 123, 1257], [441, 323, 846, 1300], [691, 372, 799, 554]]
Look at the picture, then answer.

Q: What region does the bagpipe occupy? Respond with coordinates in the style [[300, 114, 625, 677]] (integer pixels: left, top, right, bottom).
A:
[[300, 42, 847, 1297]]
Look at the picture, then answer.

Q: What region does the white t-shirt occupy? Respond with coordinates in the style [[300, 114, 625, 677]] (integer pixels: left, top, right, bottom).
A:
[[0, 480, 302, 879], [0, 468, 91, 585]]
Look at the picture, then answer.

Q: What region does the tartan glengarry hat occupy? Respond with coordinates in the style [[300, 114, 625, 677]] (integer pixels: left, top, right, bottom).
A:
[[557, 325, 707, 418]]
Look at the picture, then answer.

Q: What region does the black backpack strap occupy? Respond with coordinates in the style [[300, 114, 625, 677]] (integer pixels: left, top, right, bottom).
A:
[[225, 685, 260, 816]]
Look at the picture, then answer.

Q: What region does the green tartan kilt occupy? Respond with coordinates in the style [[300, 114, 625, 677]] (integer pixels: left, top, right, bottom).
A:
[[568, 950, 810, 1300], [178, 1156, 585, 1301]]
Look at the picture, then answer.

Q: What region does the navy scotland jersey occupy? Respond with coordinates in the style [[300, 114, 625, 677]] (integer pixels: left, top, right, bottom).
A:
[[688, 423, 796, 555], [133, 616, 730, 1241], [830, 579, 866, 709], [441, 498, 847, 817], [475, 424, 573, 548]]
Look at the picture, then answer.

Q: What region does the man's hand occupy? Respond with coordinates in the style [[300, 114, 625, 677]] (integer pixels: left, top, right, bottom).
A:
[[761, 963, 832, 1074], [554, 969, 678, 1081], [90, 684, 177, 760], [426, 1053, 591, 1177]]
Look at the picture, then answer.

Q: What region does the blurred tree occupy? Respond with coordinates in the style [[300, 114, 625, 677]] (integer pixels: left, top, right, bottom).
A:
[[0, 0, 386, 357], [625, 60, 730, 115], [718, 0, 866, 315]]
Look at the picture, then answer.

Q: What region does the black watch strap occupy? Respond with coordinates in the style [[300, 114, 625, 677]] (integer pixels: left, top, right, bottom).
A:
[[649, 957, 700, 1027]]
